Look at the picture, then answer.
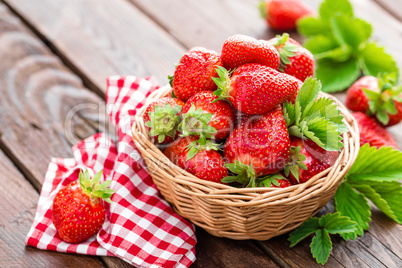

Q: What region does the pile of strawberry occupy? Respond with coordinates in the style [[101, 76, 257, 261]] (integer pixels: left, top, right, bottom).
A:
[[144, 34, 345, 189], [345, 74, 401, 150]]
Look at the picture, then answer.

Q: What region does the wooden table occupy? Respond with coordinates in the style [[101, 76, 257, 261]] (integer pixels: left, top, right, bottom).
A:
[[0, 0, 401, 267]]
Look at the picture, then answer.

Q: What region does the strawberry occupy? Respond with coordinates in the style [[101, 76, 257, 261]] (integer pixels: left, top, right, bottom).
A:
[[352, 112, 399, 150], [52, 170, 114, 243], [163, 136, 199, 165], [144, 97, 184, 144], [345, 74, 402, 127], [177, 139, 227, 183], [220, 34, 280, 70], [180, 91, 235, 141], [270, 33, 314, 82], [170, 47, 223, 102], [259, 0, 314, 31], [213, 64, 300, 115], [284, 137, 340, 184], [223, 106, 291, 187]]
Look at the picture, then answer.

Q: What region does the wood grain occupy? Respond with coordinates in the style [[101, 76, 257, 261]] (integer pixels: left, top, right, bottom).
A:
[[0, 2, 272, 268], [4, 0, 186, 95], [373, 0, 402, 22], [0, 3, 112, 190], [0, 148, 105, 267], [193, 228, 279, 268]]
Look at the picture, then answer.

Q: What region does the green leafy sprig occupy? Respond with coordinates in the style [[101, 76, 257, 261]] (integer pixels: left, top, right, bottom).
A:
[[289, 145, 402, 264], [79, 170, 115, 203], [297, 0, 399, 93], [283, 77, 346, 151]]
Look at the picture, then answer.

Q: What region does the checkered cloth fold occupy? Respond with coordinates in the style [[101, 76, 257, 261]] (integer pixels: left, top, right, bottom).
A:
[[25, 76, 197, 268]]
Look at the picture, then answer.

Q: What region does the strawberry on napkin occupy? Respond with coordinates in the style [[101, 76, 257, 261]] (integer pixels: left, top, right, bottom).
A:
[[25, 76, 197, 268]]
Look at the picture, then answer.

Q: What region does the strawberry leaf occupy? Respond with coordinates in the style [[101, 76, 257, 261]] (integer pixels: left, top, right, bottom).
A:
[[296, 78, 321, 111], [315, 58, 360, 93], [330, 14, 372, 50], [334, 182, 371, 240], [359, 43, 399, 79], [297, 17, 330, 37], [319, 0, 353, 22], [350, 181, 402, 224], [311, 229, 332, 265], [289, 217, 320, 247], [346, 145, 402, 182], [303, 35, 338, 56]]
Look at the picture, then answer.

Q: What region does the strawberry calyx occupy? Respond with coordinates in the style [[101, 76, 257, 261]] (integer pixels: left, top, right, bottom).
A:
[[364, 73, 402, 125], [271, 33, 298, 72], [168, 75, 174, 87], [78, 170, 115, 203], [258, 0, 267, 19], [145, 103, 182, 143], [283, 146, 307, 183], [257, 173, 286, 188], [179, 103, 217, 140], [222, 161, 257, 187], [212, 66, 233, 103], [185, 135, 220, 160]]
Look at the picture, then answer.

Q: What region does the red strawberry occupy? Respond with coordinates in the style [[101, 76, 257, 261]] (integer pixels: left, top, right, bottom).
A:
[[223, 106, 291, 187], [163, 136, 199, 165], [213, 64, 300, 114], [352, 112, 399, 150], [288, 79, 303, 104], [180, 91, 235, 141], [284, 137, 340, 184], [177, 139, 228, 183], [221, 34, 280, 70], [345, 74, 402, 127], [259, 0, 314, 31], [270, 33, 314, 82], [52, 170, 114, 243], [275, 178, 292, 188], [171, 47, 223, 102], [144, 97, 185, 144]]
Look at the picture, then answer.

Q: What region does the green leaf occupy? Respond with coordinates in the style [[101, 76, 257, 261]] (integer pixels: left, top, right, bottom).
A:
[[303, 35, 338, 55], [319, 212, 358, 235], [283, 102, 296, 126], [297, 17, 330, 37], [319, 0, 353, 22], [330, 14, 372, 50], [311, 229, 332, 265], [91, 170, 103, 188], [296, 77, 322, 111], [306, 117, 343, 151], [347, 145, 402, 182], [315, 58, 360, 93], [334, 182, 371, 240], [289, 217, 320, 247], [359, 42, 399, 78], [350, 181, 402, 224]]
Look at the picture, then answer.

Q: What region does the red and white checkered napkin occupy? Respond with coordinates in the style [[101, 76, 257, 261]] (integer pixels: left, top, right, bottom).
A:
[[25, 76, 197, 268]]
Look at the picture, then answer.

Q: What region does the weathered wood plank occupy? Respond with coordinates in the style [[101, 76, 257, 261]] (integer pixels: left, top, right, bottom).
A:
[[0, 149, 105, 267], [193, 228, 279, 268], [0, 2, 268, 267], [373, 0, 402, 22], [4, 0, 186, 94], [0, 3, 110, 191]]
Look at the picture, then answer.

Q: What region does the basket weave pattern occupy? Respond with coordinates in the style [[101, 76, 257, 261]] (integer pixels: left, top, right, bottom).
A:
[[132, 85, 360, 240]]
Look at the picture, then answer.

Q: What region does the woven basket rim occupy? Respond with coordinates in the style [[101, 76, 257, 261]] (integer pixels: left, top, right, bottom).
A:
[[131, 85, 360, 208]]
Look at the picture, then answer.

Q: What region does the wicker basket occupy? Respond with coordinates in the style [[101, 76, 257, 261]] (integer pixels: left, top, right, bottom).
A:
[[131, 85, 360, 240]]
